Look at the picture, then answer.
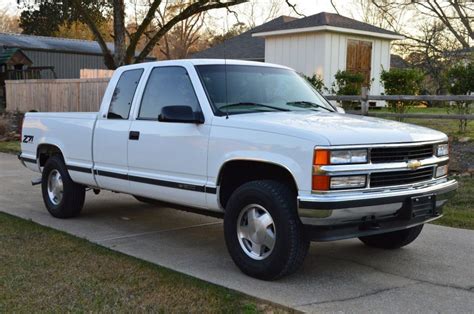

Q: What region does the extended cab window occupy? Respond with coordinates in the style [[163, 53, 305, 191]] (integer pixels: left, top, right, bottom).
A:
[[138, 66, 200, 120], [107, 69, 143, 119]]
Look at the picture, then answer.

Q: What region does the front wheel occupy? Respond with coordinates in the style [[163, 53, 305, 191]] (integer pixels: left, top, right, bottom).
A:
[[224, 180, 309, 280], [359, 224, 424, 249], [41, 155, 85, 218]]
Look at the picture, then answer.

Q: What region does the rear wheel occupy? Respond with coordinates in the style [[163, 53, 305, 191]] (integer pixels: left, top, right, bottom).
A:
[[359, 224, 424, 249], [224, 180, 309, 280], [41, 155, 85, 218]]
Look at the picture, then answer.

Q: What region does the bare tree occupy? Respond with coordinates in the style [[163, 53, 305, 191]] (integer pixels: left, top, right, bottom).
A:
[[19, 0, 247, 69], [155, 0, 208, 59], [0, 8, 21, 33], [236, 0, 288, 28], [411, 0, 473, 48], [367, 0, 473, 49], [355, 0, 408, 32]]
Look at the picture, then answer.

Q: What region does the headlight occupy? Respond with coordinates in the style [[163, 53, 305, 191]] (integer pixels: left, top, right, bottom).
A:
[[436, 143, 449, 157], [330, 175, 367, 189], [435, 165, 448, 177], [330, 149, 368, 164]]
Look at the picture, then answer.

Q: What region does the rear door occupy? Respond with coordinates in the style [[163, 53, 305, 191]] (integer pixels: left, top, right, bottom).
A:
[[93, 68, 144, 192], [127, 65, 210, 208]]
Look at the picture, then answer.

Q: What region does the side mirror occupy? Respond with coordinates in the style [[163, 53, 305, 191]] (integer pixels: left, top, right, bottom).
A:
[[335, 105, 345, 114], [158, 106, 204, 124]]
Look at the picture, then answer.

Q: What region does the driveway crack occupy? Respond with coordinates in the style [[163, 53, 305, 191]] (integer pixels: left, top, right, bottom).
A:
[[295, 283, 417, 307], [96, 221, 222, 243], [318, 254, 474, 293]]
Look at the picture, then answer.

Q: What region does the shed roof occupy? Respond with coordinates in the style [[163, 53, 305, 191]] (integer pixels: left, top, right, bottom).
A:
[[191, 16, 297, 60], [0, 32, 154, 59], [253, 12, 403, 39]]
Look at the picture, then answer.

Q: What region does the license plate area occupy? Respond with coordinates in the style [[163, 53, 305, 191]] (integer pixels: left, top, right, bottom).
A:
[[409, 194, 436, 218]]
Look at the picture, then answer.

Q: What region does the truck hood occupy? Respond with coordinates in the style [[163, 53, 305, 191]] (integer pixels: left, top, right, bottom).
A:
[[214, 111, 447, 145]]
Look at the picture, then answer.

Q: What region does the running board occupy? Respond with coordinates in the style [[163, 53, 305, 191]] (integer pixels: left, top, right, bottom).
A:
[[31, 177, 42, 186]]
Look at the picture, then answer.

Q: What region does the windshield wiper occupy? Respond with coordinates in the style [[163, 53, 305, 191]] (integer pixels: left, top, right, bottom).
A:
[[219, 102, 290, 112], [286, 101, 332, 112]]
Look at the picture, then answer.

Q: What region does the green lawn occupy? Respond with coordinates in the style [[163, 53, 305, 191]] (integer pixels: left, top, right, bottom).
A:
[[0, 141, 20, 154], [0, 212, 285, 313], [372, 107, 473, 139], [433, 176, 474, 230]]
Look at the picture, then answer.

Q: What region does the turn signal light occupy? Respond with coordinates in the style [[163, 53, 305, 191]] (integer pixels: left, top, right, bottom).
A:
[[313, 150, 330, 190], [313, 149, 330, 165]]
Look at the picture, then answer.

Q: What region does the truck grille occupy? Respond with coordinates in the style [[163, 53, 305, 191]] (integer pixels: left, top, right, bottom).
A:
[[370, 144, 434, 163], [370, 167, 434, 188]]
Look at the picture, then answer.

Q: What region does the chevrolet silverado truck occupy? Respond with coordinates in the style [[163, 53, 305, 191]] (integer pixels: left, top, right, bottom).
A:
[[19, 59, 458, 280]]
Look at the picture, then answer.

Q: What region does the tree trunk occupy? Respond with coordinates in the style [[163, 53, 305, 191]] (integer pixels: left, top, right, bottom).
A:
[[113, 0, 127, 67]]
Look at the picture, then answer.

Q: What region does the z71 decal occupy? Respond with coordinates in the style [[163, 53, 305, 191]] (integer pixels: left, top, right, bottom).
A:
[[22, 135, 34, 144]]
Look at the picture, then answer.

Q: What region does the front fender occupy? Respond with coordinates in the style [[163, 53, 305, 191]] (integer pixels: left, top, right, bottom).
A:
[[208, 126, 321, 194]]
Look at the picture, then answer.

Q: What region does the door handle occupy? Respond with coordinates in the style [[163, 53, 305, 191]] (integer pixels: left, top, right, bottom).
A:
[[129, 131, 140, 140]]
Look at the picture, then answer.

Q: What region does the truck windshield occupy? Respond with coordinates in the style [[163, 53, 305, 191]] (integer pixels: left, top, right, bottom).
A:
[[195, 64, 335, 116]]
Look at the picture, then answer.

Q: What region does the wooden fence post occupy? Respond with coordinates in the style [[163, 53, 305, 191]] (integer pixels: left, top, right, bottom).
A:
[[361, 87, 369, 116]]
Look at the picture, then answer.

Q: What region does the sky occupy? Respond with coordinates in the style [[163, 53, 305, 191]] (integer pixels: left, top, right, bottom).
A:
[[0, 0, 411, 36], [0, 0, 339, 18]]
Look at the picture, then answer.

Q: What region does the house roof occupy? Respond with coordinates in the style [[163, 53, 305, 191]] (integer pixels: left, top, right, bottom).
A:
[[0, 32, 155, 59], [390, 54, 409, 69], [444, 46, 473, 58], [191, 16, 297, 60], [0, 47, 32, 65], [253, 12, 403, 39]]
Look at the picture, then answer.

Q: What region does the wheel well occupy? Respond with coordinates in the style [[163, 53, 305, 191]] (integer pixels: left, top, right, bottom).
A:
[[37, 144, 63, 167], [217, 160, 298, 209]]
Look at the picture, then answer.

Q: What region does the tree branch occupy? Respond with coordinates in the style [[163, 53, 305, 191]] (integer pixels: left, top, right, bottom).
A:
[[70, 0, 115, 69], [285, 0, 304, 17], [126, 0, 163, 59], [449, 0, 474, 41], [330, 0, 340, 15], [135, 0, 246, 62], [427, 0, 470, 48]]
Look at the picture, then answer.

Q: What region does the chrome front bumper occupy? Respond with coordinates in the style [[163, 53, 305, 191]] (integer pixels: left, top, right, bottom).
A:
[[298, 179, 458, 241]]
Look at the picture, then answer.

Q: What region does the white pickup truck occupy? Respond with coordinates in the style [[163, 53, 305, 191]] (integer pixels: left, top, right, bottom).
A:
[[19, 59, 457, 280]]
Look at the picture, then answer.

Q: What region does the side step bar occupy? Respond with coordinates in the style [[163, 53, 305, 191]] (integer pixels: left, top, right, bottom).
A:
[[31, 178, 42, 186]]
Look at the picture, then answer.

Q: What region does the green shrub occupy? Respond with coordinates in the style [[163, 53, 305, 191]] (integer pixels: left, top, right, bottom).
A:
[[446, 62, 473, 133], [331, 70, 365, 110], [303, 74, 325, 93], [380, 68, 424, 119]]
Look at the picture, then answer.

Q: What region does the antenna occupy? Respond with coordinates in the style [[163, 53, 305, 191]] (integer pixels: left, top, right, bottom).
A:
[[224, 7, 229, 119]]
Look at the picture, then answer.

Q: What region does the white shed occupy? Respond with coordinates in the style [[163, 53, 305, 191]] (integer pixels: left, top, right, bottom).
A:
[[252, 13, 404, 103]]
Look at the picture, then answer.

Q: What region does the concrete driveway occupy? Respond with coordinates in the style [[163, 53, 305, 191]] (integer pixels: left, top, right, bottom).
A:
[[1, 152, 473, 313]]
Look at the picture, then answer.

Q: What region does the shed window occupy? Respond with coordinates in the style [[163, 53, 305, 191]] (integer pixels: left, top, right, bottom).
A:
[[107, 69, 143, 119]]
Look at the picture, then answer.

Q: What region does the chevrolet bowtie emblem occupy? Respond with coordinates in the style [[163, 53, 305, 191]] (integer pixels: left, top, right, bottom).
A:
[[407, 160, 422, 170]]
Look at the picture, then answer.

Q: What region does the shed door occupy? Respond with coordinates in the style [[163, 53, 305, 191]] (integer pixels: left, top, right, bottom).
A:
[[346, 39, 372, 87]]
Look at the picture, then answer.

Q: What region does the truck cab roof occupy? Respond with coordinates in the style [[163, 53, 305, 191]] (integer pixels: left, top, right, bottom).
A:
[[119, 58, 292, 71]]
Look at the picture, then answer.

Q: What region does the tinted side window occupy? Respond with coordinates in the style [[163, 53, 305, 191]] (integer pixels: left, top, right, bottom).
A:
[[108, 69, 143, 119], [139, 67, 200, 120]]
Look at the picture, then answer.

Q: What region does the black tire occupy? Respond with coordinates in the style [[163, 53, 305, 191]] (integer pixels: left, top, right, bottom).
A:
[[359, 224, 424, 249], [41, 155, 85, 218], [224, 180, 309, 280]]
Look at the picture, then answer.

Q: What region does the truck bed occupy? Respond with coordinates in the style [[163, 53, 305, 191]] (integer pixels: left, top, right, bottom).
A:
[[20, 112, 98, 186]]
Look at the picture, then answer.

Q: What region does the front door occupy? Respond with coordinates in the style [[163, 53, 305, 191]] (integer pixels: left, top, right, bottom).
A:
[[346, 39, 373, 87], [127, 66, 210, 208]]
